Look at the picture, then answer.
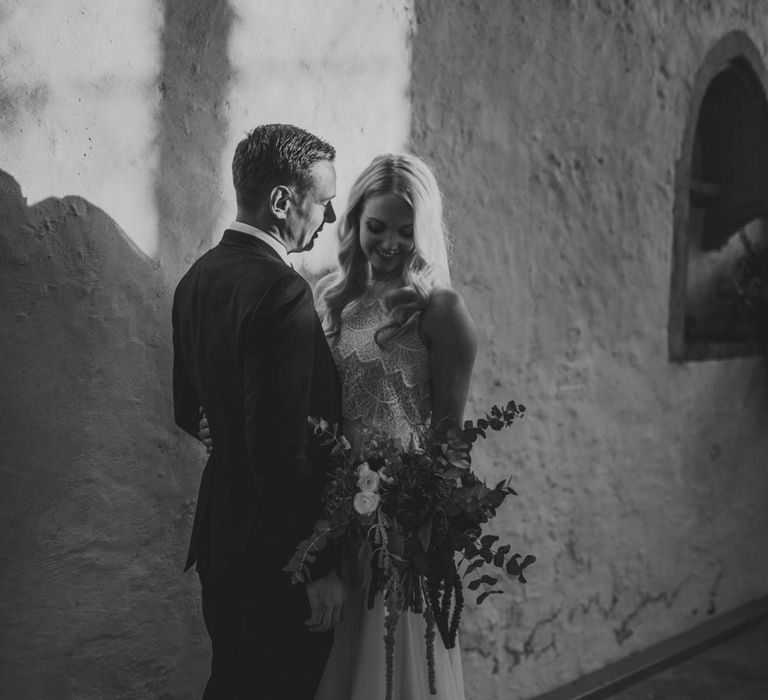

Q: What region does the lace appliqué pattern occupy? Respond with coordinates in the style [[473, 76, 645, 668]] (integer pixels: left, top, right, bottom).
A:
[[331, 283, 431, 444]]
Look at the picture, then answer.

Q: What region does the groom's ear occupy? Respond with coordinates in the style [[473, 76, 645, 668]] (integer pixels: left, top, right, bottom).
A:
[[269, 185, 291, 221]]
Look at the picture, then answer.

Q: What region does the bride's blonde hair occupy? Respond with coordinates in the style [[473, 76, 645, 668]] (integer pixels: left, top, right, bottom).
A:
[[317, 153, 451, 344]]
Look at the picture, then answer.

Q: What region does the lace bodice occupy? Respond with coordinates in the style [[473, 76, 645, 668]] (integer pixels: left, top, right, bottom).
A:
[[330, 281, 431, 445]]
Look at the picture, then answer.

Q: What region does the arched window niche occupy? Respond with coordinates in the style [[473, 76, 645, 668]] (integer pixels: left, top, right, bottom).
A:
[[669, 31, 768, 362]]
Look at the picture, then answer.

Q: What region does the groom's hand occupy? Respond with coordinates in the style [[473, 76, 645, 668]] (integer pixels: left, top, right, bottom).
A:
[[304, 570, 345, 634], [197, 407, 212, 454]]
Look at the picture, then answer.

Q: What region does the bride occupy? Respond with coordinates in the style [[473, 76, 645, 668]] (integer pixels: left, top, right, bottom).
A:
[[313, 153, 477, 700]]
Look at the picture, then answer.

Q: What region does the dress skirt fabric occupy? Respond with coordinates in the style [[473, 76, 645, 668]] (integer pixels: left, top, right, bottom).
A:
[[315, 549, 465, 700]]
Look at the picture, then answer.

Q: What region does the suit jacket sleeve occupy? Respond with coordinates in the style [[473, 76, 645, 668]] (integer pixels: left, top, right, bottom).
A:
[[172, 286, 201, 439], [242, 274, 327, 573]]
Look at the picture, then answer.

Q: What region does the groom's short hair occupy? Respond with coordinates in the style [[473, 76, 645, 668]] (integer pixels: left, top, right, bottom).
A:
[[232, 124, 335, 211]]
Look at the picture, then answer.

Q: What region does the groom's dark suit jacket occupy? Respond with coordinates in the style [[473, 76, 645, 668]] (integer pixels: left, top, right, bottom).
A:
[[172, 229, 341, 582]]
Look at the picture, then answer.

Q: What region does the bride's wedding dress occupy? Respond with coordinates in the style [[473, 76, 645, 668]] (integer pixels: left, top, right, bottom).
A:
[[315, 280, 466, 700]]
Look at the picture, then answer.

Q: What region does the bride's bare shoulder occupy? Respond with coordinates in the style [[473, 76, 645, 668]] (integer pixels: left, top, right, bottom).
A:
[[421, 286, 476, 339], [424, 287, 468, 317]]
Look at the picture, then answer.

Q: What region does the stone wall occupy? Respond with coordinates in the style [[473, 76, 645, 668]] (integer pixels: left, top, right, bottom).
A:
[[410, 1, 768, 697]]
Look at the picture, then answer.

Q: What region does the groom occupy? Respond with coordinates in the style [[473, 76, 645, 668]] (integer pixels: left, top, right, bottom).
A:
[[172, 124, 344, 699]]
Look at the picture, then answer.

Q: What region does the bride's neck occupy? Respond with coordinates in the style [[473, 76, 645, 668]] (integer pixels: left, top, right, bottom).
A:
[[369, 268, 404, 286]]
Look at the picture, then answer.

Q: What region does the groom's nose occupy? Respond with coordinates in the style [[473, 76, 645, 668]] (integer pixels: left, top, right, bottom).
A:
[[324, 202, 336, 224]]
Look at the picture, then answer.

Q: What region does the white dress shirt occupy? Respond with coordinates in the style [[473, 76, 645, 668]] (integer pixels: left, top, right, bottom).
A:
[[228, 220, 292, 267]]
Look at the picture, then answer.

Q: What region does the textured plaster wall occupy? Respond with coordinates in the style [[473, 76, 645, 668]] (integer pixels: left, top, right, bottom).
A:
[[0, 172, 207, 698], [0, 0, 162, 256], [410, 1, 768, 698], [223, 0, 414, 275], [155, 0, 235, 284], [0, 0, 414, 283], [0, 4, 232, 696]]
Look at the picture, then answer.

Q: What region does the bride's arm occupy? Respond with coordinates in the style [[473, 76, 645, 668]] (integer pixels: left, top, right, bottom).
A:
[[420, 287, 478, 432]]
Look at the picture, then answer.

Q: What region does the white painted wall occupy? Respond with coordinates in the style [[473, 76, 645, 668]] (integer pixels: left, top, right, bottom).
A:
[[1, 0, 414, 270], [0, 0, 162, 256], [225, 0, 414, 273]]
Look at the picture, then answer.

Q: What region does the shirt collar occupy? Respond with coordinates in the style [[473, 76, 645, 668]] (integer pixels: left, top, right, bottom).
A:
[[228, 221, 291, 267]]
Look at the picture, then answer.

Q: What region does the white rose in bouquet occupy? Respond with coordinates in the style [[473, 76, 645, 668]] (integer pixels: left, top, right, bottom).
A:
[[356, 462, 381, 493], [353, 491, 381, 516]]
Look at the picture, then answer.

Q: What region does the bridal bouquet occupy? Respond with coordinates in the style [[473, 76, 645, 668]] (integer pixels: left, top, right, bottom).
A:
[[284, 401, 535, 700]]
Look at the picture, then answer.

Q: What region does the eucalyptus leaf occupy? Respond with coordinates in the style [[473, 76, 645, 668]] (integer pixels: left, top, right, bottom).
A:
[[463, 559, 484, 577]]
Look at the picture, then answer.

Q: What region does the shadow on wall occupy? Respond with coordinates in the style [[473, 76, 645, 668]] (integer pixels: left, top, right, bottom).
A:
[[156, 0, 234, 285], [0, 169, 208, 700]]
